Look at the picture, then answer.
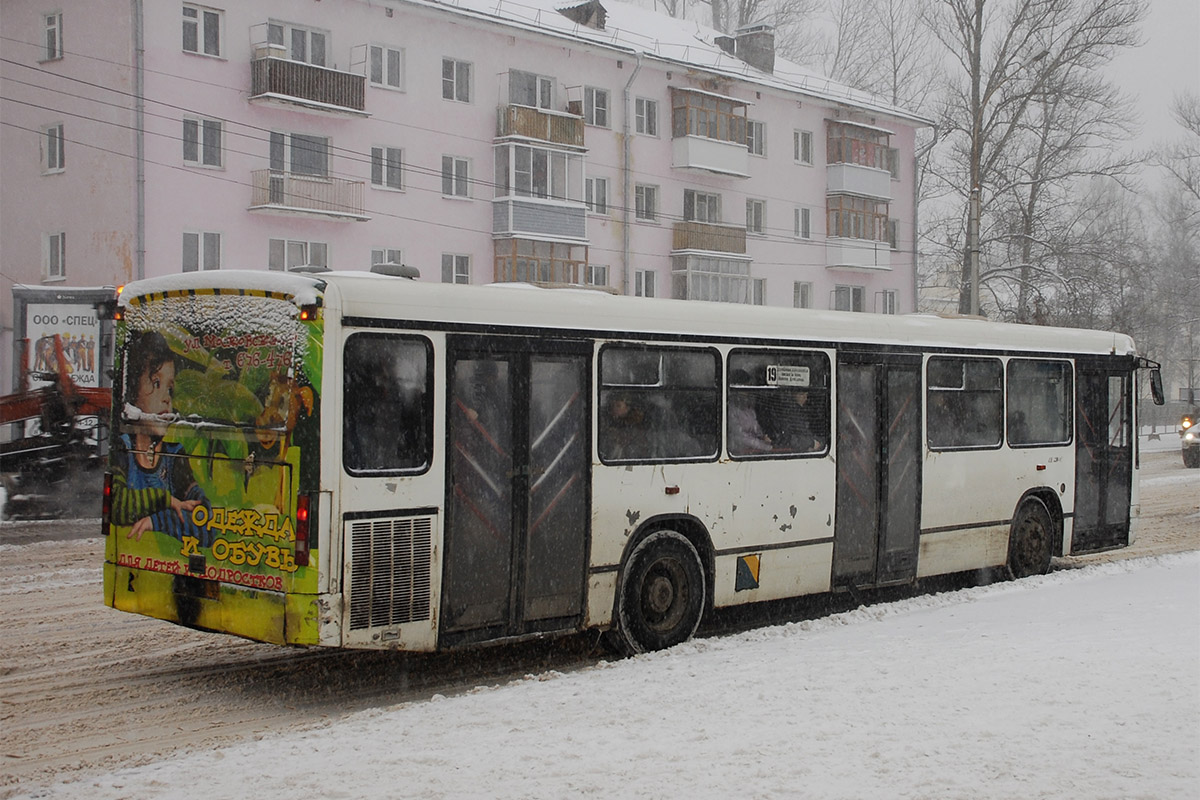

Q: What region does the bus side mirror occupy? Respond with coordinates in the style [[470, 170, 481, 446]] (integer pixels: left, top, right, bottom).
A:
[[1150, 368, 1165, 406]]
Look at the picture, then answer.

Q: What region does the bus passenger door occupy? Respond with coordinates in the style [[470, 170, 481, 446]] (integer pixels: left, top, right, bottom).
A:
[[833, 354, 922, 588], [441, 337, 591, 646], [1072, 359, 1133, 553]]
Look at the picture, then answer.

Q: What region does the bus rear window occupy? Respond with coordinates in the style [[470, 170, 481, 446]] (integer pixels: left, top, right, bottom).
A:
[[927, 356, 1003, 449], [343, 334, 432, 474], [599, 346, 718, 462]]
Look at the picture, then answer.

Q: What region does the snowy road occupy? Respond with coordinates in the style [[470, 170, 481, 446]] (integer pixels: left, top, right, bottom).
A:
[[1, 448, 1197, 798]]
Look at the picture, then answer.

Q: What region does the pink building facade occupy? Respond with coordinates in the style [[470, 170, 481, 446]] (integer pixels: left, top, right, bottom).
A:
[[1, 0, 930, 393]]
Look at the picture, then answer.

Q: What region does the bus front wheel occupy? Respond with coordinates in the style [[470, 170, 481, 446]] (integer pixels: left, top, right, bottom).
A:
[[1008, 498, 1053, 579], [610, 530, 706, 655]]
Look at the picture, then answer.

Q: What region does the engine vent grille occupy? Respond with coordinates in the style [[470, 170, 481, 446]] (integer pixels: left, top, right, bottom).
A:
[[348, 514, 433, 631]]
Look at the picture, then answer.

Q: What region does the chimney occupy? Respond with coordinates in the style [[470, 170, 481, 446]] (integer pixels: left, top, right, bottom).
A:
[[715, 35, 736, 57], [735, 24, 775, 74]]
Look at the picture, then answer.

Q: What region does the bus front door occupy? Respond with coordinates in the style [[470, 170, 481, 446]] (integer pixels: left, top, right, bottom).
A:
[[441, 337, 591, 646], [833, 354, 922, 588], [1072, 358, 1133, 553]]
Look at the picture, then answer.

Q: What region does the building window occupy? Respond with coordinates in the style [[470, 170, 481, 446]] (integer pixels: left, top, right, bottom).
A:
[[635, 184, 658, 221], [509, 70, 554, 109], [833, 284, 865, 312], [183, 117, 222, 167], [888, 219, 900, 249], [877, 289, 897, 315], [442, 58, 471, 102], [635, 269, 656, 298], [442, 156, 470, 197], [887, 147, 901, 179], [442, 253, 470, 284], [268, 21, 327, 66], [369, 45, 404, 89], [182, 4, 221, 57], [43, 12, 63, 60], [747, 120, 766, 156], [269, 238, 328, 271], [586, 264, 609, 287], [794, 130, 813, 164], [371, 146, 404, 190], [635, 98, 658, 136], [672, 89, 746, 144], [672, 255, 753, 303], [183, 231, 221, 272], [793, 281, 812, 309], [586, 177, 609, 214], [746, 199, 766, 235], [684, 190, 721, 223], [753, 278, 766, 305], [794, 207, 811, 239], [494, 143, 582, 201], [827, 122, 891, 170], [271, 132, 330, 177], [827, 195, 888, 241], [45, 232, 65, 280], [371, 248, 403, 268], [584, 87, 609, 128], [42, 123, 64, 173]]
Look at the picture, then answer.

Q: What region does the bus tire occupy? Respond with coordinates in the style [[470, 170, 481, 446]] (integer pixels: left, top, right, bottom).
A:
[[610, 530, 706, 656], [1007, 497, 1053, 579]]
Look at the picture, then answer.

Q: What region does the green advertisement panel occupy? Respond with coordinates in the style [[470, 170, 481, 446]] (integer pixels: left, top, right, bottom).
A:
[[107, 289, 322, 598]]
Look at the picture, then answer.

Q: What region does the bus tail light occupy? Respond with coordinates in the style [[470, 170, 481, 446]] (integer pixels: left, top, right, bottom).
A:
[[295, 493, 314, 567], [101, 472, 113, 536]]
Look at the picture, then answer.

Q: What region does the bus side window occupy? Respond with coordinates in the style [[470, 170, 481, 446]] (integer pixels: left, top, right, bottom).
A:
[[727, 349, 830, 458], [343, 333, 432, 474], [927, 356, 1003, 450], [1006, 359, 1072, 447]]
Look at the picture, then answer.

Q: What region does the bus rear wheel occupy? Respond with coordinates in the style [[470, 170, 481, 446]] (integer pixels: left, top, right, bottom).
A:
[[610, 530, 706, 655], [1008, 498, 1053, 579]]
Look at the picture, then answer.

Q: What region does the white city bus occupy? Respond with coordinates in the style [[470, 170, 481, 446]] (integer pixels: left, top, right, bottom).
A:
[[102, 270, 1162, 653]]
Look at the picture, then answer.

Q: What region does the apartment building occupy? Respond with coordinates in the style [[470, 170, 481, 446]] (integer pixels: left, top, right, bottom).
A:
[[0, 0, 931, 391]]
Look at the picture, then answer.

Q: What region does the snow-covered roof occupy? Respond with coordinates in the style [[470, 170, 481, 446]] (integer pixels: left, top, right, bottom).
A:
[[397, 0, 934, 127]]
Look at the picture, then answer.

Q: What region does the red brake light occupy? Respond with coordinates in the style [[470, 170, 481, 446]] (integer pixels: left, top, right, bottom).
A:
[[295, 494, 311, 567], [102, 472, 113, 536]]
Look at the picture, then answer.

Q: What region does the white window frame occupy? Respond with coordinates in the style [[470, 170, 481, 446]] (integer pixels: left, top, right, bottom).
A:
[[271, 131, 330, 178], [268, 21, 328, 67], [369, 44, 405, 90], [371, 146, 404, 191], [372, 248, 403, 268], [888, 218, 900, 250], [793, 281, 813, 309], [183, 231, 222, 272], [442, 253, 470, 284], [635, 184, 658, 221], [586, 177, 609, 215], [42, 123, 64, 173], [794, 129, 813, 165], [887, 147, 901, 179], [269, 238, 328, 272], [833, 284, 865, 312], [182, 4, 222, 57], [584, 86, 610, 128], [510, 70, 554, 110], [684, 189, 721, 223], [635, 269, 656, 298], [183, 117, 222, 167], [442, 58, 472, 103], [877, 289, 898, 315], [442, 156, 470, 198], [44, 231, 65, 281], [747, 120, 766, 156], [635, 97, 658, 136], [753, 278, 766, 306], [794, 207, 811, 239], [43, 12, 63, 61], [746, 199, 766, 235], [586, 264, 609, 287]]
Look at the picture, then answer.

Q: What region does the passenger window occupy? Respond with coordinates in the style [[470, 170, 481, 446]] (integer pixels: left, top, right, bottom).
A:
[[727, 349, 830, 458], [1007, 359, 1072, 446], [343, 334, 432, 474], [599, 346, 719, 462], [927, 357, 1003, 449]]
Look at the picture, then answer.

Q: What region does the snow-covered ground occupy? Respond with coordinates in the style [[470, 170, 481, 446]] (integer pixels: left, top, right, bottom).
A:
[[17, 552, 1198, 800]]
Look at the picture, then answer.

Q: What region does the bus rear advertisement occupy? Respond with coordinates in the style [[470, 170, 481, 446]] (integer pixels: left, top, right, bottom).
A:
[[102, 270, 1163, 655]]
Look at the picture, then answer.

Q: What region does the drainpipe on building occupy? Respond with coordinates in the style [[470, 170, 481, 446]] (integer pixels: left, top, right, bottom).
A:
[[133, 0, 145, 281], [621, 53, 642, 296]]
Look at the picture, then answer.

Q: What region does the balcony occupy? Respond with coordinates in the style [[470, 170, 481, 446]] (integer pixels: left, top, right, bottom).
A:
[[497, 105, 584, 148], [494, 239, 590, 285], [248, 170, 368, 221], [250, 50, 367, 116], [826, 163, 892, 201], [493, 198, 588, 241], [825, 238, 891, 271], [672, 221, 747, 254]]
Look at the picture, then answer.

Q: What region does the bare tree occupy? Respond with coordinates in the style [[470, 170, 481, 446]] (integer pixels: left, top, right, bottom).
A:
[[1156, 92, 1200, 218]]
